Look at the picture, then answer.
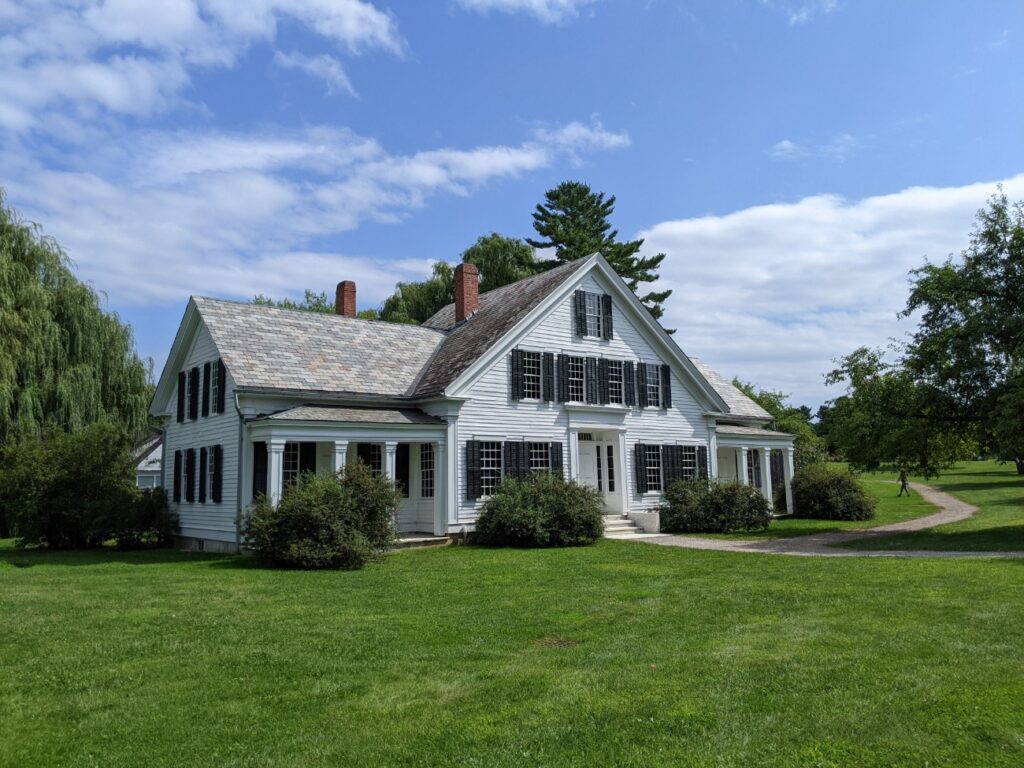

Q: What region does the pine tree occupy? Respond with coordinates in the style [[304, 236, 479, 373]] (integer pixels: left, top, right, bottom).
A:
[[527, 181, 672, 324]]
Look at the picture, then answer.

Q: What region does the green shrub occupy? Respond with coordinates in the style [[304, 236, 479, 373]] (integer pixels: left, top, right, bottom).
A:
[[112, 488, 179, 550], [242, 462, 400, 569], [660, 479, 771, 534], [791, 465, 876, 521], [474, 472, 603, 547]]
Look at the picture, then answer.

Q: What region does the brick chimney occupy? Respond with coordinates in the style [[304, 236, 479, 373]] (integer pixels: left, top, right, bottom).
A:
[[335, 280, 356, 317], [454, 263, 479, 322]]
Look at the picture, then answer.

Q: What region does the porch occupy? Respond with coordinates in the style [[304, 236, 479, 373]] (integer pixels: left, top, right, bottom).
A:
[[245, 405, 449, 536], [715, 425, 795, 513]]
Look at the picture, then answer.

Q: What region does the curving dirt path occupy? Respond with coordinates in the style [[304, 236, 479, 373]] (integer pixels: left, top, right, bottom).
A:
[[639, 483, 1024, 558]]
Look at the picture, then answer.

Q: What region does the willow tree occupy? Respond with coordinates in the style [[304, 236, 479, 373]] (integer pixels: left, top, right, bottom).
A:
[[0, 192, 151, 445]]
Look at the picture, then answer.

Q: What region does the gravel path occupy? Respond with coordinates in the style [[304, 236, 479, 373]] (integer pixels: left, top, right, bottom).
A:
[[637, 482, 1024, 558]]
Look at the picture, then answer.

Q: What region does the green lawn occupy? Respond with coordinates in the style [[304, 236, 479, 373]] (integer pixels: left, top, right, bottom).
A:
[[685, 473, 937, 541], [3, 539, 1024, 766], [840, 460, 1024, 552]]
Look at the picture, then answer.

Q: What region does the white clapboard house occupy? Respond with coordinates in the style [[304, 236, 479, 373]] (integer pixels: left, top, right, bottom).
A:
[[151, 254, 795, 551]]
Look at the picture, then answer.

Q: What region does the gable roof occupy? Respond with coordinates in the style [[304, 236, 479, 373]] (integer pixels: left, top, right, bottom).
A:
[[194, 297, 445, 398], [688, 357, 772, 419], [414, 258, 590, 396]]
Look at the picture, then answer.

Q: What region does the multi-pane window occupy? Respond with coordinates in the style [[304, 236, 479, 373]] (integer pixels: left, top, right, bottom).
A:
[[421, 443, 434, 498], [529, 442, 551, 472], [596, 445, 603, 489], [522, 351, 542, 399], [645, 365, 661, 408], [644, 445, 663, 492], [209, 361, 220, 416], [567, 356, 585, 402], [747, 450, 762, 488], [681, 445, 698, 479], [207, 446, 216, 502], [606, 444, 615, 492], [607, 360, 624, 404], [283, 443, 300, 485], [584, 292, 603, 337], [480, 441, 502, 496], [362, 444, 383, 476]]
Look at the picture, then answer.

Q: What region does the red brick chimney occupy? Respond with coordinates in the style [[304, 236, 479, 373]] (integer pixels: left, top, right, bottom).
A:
[[335, 280, 356, 317], [454, 263, 479, 322]]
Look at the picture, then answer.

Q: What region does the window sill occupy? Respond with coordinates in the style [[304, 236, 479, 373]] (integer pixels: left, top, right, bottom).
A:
[[562, 403, 630, 412]]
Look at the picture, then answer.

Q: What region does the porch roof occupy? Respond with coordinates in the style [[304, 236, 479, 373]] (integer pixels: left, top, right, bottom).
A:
[[716, 424, 792, 438], [257, 405, 446, 426]]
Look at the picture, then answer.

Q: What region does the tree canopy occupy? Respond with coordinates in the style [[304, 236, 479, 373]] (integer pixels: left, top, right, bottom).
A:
[[461, 233, 538, 293], [527, 181, 672, 324], [253, 289, 334, 314], [0, 192, 151, 445], [732, 380, 826, 468]]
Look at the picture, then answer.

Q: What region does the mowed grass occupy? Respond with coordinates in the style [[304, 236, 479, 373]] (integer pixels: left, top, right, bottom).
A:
[[3, 540, 1024, 766], [687, 473, 937, 541], [841, 460, 1024, 552]]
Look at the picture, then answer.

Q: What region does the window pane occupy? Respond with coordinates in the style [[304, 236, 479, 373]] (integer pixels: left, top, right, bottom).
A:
[[607, 360, 623, 404], [681, 446, 697, 479], [568, 356, 585, 402], [480, 441, 502, 496], [645, 365, 661, 408], [645, 445, 662, 492], [283, 442, 299, 485], [421, 444, 434, 498], [523, 351, 542, 399], [528, 442, 551, 472], [606, 444, 615, 492], [584, 292, 603, 337]]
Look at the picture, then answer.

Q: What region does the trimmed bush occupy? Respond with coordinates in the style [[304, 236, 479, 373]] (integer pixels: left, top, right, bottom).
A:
[[791, 465, 876, 521], [112, 488, 179, 550], [242, 462, 400, 569], [660, 479, 771, 534], [474, 472, 603, 548]]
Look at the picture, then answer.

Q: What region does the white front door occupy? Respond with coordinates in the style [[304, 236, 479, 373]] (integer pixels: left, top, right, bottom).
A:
[[578, 442, 598, 489], [576, 439, 622, 513]]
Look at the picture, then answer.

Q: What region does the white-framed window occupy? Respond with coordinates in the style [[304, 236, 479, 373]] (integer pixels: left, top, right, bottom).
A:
[[607, 360, 624, 404], [480, 441, 503, 496], [209, 361, 220, 415], [184, 374, 192, 422], [283, 443, 300, 485], [207, 445, 216, 501], [606, 444, 615, 493], [645, 445, 663, 492], [747, 450, 762, 488], [584, 292, 603, 337], [645, 365, 661, 408], [681, 445, 698, 479], [137, 475, 156, 489], [522, 351, 542, 400], [421, 443, 434, 498], [528, 442, 551, 472], [567, 356, 585, 402]]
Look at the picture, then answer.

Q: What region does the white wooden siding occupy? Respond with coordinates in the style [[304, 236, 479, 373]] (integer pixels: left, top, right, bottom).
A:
[[161, 321, 240, 544], [455, 272, 714, 522]]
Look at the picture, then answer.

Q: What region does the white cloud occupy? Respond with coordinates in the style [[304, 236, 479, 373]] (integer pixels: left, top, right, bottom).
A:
[[0, 0, 402, 131], [770, 133, 861, 161], [758, 0, 839, 26], [640, 173, 1024, 407], [455, 0, 599, 24], [274, 51, 356, 96], [1, 118, 629, 305]]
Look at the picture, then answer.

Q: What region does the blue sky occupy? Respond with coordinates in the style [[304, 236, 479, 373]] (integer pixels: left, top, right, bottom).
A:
[[3, 0, 1024, 407]]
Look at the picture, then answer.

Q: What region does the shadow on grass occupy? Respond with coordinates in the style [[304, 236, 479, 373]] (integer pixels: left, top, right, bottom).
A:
[[841, 523, 1024, 553], [0, 546, 238, 568]]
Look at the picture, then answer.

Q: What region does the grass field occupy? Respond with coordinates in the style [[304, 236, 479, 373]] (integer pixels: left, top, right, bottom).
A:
[[685, 472, 938, 541], [3, 534, 1024, 766], [840, 460, 1024, 552]]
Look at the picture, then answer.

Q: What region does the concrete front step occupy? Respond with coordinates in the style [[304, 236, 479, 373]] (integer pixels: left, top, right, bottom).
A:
[[602, 514, 652, 539]]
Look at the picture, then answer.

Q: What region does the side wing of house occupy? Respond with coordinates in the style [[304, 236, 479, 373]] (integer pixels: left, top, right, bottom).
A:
[[446, 264, 724, 527], [151, 305, 240, 550]]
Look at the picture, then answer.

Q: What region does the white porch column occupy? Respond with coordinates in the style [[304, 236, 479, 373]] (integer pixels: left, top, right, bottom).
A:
[[446, 419, 459, 527], [268, 439, 286, 506], [783, 446, 795, 514], [333, 441, 348, 475], [739, 446, 749, 486], [434, 441, 447, 536], [568, 430, 580, 481], [616, 431, 629, 513], [384, 441, 398, 481], [760, 447, 773, 506]]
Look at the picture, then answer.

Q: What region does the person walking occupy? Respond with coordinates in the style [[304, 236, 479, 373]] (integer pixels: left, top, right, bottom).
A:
[[898, 469, 910, 497]]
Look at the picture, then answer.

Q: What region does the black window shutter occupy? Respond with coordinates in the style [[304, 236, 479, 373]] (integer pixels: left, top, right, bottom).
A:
[[201, 362, 211, 417], [199, 447, 208, 503], [634, 443, 648, 494], [299, 442, 317, 475], [510, 349, 524, 401], [662, 445, 681, 487], [542, 353, 555, 402], [601, 294, 613, 339], [185, 448, 196, 503], [573, 290, 587, 336], [252, 441, 267, 498], [176, 372, 186, 422], [597, 359, 610, 405], [660, 363, 672, 409], [636, 362, 648, 408], [173, 450, 182, 502], [212, 445, 223, 503], [521, 441, 531, 477], [623, 361, 636, 405], [466, 440, 482, 500], [550, 442, 563, 475], [697, 445, 709, 480], [396, 444, 410, 497], [585, 357, 599, 404], [188, 367, 199, 420], [557, 354, 569, 402], [216, 359, 227, 414], [503, 441, 517, 480]]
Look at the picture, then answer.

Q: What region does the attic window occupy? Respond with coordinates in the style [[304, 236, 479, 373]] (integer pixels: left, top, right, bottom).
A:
[[584, 292, 603, 337]]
